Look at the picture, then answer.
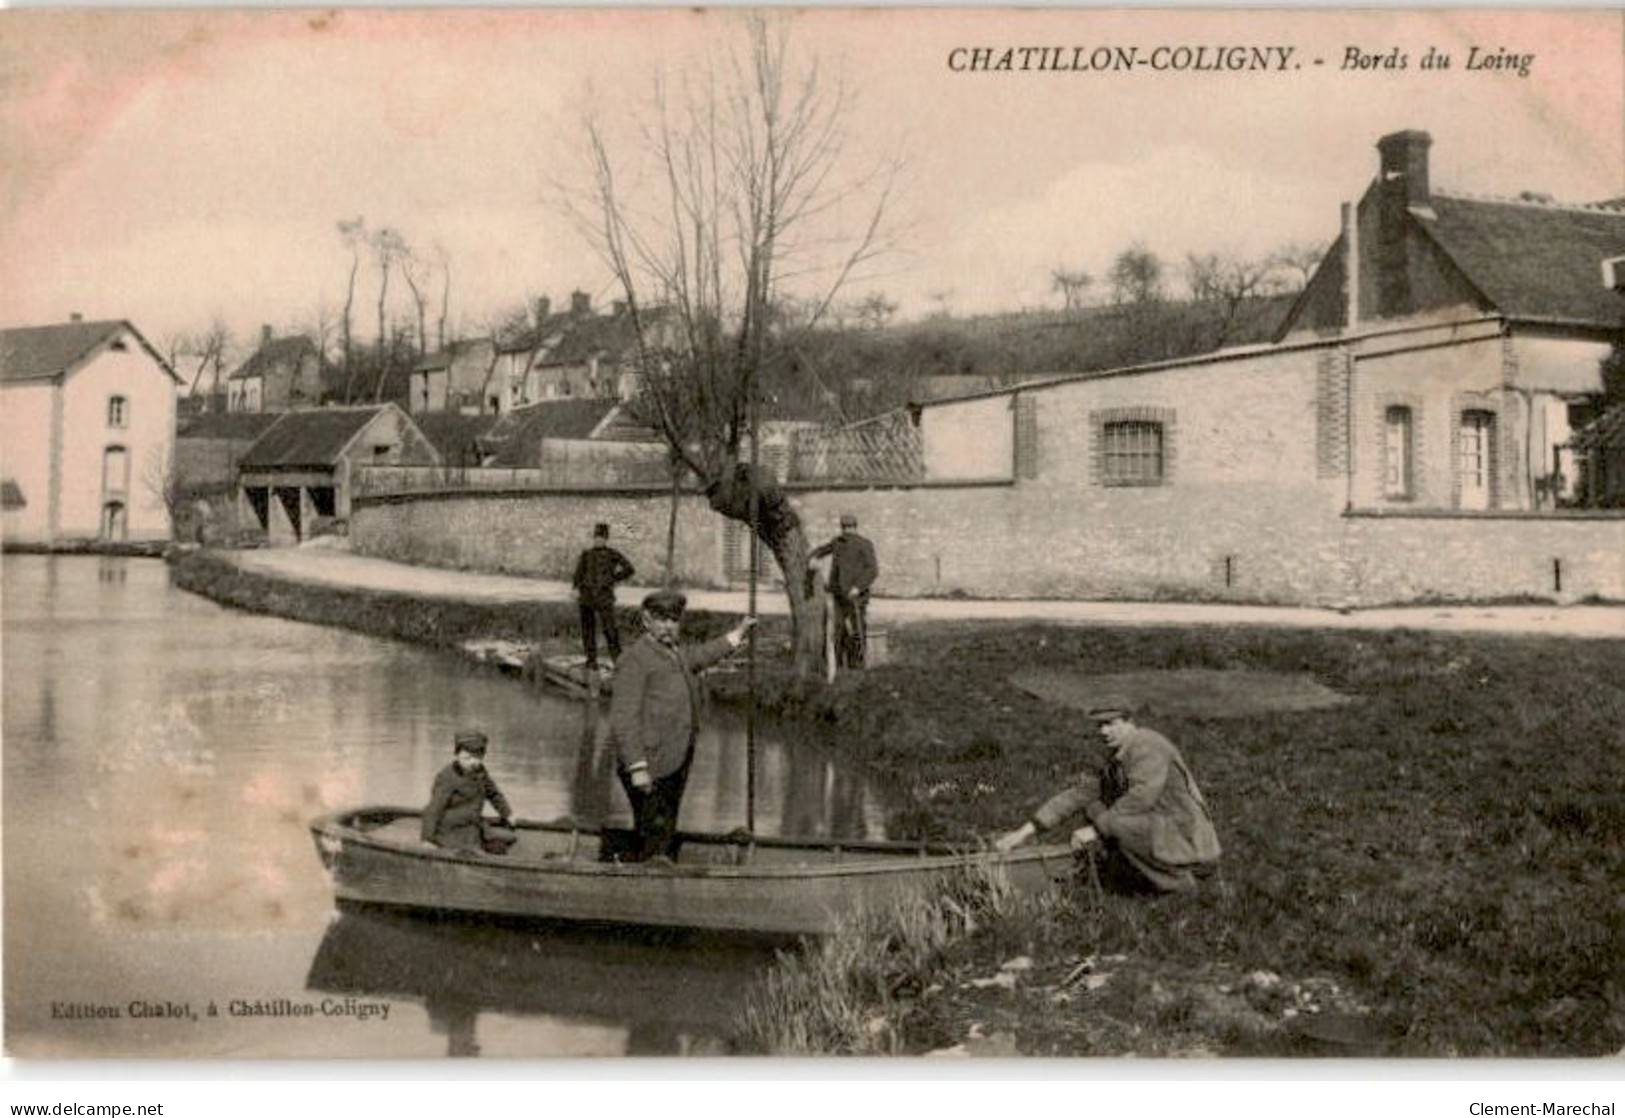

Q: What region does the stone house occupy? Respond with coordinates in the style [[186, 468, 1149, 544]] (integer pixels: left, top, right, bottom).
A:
[[0, 317, 180, 546], [902, 129, 1625, 603], [408, 339, 498, 416], [237, 404, 438, 544], [226, 327, 324, 413], [1278, 129, 1624, 510]]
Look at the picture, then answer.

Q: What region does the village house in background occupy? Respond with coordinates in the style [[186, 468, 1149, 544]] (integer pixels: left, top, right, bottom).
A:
[[346, 129, 1625, 604], [236, 403, 438, 545], [226, 326, 324, 413], [409, 292, 672, 418], [0, 317, 179, 547]]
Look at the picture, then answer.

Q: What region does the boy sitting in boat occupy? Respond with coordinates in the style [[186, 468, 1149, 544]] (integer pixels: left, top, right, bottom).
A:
[[422, 730, 519, 855]]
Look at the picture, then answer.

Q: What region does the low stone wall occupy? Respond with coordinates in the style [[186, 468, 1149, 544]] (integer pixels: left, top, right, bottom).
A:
[[1343, 511, 1625, 604], [349, 481, 1625, 606], [352, 485, 727, 586]]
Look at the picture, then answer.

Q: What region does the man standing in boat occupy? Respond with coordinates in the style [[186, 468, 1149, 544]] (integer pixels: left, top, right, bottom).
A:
[[809, 512, 878, 668], [571, 522, 636, 671], [609, 589, 755, 862]]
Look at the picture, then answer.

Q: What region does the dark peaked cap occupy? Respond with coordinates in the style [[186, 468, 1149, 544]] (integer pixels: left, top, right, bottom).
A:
[[642, 588, 687, 618]]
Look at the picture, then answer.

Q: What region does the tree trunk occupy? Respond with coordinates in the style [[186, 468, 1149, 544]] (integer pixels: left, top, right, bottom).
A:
[[704, 462, 823, 679], [665, 460, 680, 582], [340, 256, 358, 402]]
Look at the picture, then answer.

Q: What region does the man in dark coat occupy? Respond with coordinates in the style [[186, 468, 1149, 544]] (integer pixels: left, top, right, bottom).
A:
[[422, 730, 518, 854], [571, 522, 635, 670], [996, 701, 1220, 892], [809, 512, 878, 668], [608, 589, 754, 862]]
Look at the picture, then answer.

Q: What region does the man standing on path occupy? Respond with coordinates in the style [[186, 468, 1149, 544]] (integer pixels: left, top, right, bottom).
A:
[[810, 512, 878, 668], [609, 589, 755, 862], [571, 522, 635, 670]]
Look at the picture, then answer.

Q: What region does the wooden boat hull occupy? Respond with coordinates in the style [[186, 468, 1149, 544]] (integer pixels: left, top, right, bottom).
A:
[[310, 807, 1075, 937], [539, 654, 613, 697]]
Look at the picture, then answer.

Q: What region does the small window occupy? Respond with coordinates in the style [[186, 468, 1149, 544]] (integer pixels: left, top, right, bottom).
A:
[[107, 395, 128, 428], [1102, 420, 1164, 486], [102, 445, 128, 494], [1383, 405, 1413, 499], [372, 444, 393, 460]]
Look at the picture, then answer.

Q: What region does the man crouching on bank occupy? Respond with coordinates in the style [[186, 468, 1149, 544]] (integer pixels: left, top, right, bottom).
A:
[[610, 589, 756, 863], [996, 700, 1220, 893]]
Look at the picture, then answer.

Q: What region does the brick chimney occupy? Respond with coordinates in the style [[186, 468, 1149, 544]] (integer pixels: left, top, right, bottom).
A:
[[570, 290, 591, 316], [69, 312, 82, 322], [534, 296, 551, 324], [1374, 129, 1431, 317], [261, 324, 273, 347]]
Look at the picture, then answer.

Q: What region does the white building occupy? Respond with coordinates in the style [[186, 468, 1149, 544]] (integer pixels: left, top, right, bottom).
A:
[[0, 318, 180, 546]]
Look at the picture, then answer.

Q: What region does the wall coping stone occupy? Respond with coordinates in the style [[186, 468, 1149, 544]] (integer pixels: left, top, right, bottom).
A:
[[1344, 507, 1625, 522], [353, 476, 1016, 508]]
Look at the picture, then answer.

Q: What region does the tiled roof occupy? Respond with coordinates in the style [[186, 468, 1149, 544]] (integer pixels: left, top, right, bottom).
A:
[[0, 320, 173, 383], [1571, 403, 1625, 451], [1419, 194, 1625, 329], [412, 412, 501, 460], [483, 399, 628, 466], [178, 412, 283, 441], [227, 335, 318, 381], [239, 406, 390, 469]]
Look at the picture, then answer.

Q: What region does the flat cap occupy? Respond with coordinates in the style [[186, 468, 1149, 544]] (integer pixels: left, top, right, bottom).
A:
[[839, 512, 858, 528], [641, 588, 688, 619], [1086, 698, 1134, 723], [593, 522, 610, 537], [453, 730, 489, 754]]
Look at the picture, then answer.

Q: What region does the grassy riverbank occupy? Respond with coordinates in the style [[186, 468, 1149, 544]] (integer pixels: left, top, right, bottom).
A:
[[172, 551, 1624, 1056], [741, 622, 1625, 1057], [169, 550, 746, 654]]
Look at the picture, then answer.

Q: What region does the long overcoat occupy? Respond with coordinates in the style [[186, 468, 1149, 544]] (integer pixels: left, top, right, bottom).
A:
[[1033, 725, 1220, 891], [609, 633, 735, 780]]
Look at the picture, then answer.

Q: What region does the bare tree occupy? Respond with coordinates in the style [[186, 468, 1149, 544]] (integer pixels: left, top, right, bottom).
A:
[[1109, 244, 1164, 305], [565, 14, 898, 678], [1184, 251, 1284, 347], [1268, 240, 1328, 292], [1050, 266, 1093, 313], [163, 318, 234, 404], [399, 240, 432, 362], [370, 226, 408, 400], [336, 217, 367, 402], [141, 447, 187, 539], [926, 289, 956, 320], [850, 291, 898, 330], [433, 242, 452, 353]]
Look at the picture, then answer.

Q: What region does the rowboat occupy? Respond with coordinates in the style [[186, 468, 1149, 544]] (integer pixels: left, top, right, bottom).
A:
[[310, 806, 1075, 937], [538, 654, 614, 697]]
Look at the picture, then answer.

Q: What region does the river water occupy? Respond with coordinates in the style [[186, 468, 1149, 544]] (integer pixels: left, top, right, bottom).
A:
[[2, 555, 884, 1058]]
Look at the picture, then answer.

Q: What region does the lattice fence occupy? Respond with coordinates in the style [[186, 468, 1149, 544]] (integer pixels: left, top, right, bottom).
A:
[[789, 409, 924, 483]]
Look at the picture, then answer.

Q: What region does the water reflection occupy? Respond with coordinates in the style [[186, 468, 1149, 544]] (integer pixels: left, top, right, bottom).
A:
[[305, 904, 780, 1056], [4, 556, 887, 1057]]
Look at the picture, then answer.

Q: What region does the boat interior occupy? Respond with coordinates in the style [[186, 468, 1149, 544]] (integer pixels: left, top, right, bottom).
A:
[[342, 809, 968, 869]]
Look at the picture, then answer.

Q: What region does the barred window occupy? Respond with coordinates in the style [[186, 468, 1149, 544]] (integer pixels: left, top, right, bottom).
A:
[[1102, 420, 1164, 485], [107, 395, 128, 428]]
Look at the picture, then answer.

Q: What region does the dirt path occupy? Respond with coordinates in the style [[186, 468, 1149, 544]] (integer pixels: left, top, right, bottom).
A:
[[224, 545, 1624, 640]]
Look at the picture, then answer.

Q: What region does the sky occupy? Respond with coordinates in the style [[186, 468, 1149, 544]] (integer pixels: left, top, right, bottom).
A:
[[0, 7, 1621, 359]]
